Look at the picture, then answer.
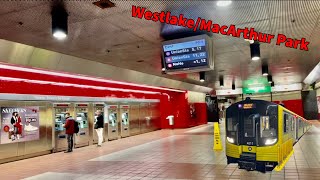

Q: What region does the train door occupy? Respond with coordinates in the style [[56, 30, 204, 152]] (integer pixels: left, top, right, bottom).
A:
[[120, 105, 130, 137], [239, 109, 260, 147], [74, 104, 89, 148], [93, 103, 106, 144], [53, 103, 73, 152], [107, 105, 119, 140]]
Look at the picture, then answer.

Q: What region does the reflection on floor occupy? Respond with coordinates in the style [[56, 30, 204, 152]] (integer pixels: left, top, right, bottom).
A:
[[2, 121, 320, 180]]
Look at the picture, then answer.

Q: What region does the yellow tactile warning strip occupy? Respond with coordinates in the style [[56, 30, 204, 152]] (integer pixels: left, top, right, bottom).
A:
[[274, 150, 294, 171]]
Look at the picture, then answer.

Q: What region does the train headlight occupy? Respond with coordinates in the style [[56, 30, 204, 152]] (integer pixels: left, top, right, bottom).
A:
[[265, 138, 277, 145], [227, 137, 234, 144]]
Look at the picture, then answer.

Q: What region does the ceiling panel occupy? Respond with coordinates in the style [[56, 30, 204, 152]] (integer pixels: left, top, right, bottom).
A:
[[0, 1, 319, 89]]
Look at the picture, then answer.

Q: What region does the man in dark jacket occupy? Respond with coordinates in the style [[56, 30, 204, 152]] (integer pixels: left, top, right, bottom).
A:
[[94, 110, 104, 147], [64, 112, 75, 153]]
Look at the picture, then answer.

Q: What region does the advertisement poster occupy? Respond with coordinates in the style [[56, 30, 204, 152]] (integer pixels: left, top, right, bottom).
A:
[[0, 107, 39, 144]]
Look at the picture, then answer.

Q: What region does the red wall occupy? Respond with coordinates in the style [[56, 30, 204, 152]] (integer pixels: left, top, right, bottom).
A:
[[0, 64, 204, 129], [187, 103, 207, 127], [159, 92, 191, 129], [273, 99, 304, 118]]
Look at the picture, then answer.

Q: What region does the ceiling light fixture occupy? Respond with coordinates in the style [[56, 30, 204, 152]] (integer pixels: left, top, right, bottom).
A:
[[51, 4, 68, 40], [262, 64, 269, 76], [267, 75, 273, 83], [219, 76, 224, 87], [271, 81, 274, 87], [250, 42, 260, 61], [232, 78, 235, 90], [217, 1, 232, 7], [200, 72, 205, 82]]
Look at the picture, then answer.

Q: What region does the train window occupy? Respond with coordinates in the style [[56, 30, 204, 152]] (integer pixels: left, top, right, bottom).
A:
[[299, 118, 303, 128], [226, 117, 238, 144], [227, 118, 237, 132], [291, 116, 296, 131], [287, 114, 291, 132], [284, 113, 287, 133], [260, 116, 276, 138], [243, 114, 258, 137]]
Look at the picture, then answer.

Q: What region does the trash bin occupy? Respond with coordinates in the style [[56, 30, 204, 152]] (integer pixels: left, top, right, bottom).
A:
[[145, 117, 151, 126], [166, 115, 174, 126]]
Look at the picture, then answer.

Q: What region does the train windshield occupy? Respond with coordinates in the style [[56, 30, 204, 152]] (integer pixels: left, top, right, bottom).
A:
[[226, 102, 278, 146]]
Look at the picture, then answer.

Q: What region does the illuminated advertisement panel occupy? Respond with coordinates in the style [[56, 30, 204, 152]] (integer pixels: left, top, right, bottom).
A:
[[0, 107, 39, 144]]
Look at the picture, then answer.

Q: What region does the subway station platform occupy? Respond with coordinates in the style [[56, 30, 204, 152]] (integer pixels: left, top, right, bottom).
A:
[[1, 121, 320, 180]]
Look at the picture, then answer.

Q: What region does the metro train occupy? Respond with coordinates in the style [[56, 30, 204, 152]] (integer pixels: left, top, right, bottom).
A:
[[225, 98, 312, 172]]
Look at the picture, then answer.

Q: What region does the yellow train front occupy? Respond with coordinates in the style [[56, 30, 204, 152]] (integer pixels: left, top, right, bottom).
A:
[[225, 98, 312, 172]]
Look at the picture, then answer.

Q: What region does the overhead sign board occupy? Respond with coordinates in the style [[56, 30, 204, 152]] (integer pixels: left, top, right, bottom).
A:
[[162, 34, 214, 74], [243, 86, 271, 94]]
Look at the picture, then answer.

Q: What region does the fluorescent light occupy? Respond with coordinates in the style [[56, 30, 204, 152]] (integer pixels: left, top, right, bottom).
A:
[[0, 76, 161, 95], [53, 30, 67, 40], [217, 1, 232, 7], [0, 63, 186, 93], [200, 79, 205, 82], [263, 73, 268, 76]]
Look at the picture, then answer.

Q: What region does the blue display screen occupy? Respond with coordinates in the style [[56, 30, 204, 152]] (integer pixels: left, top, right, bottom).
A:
[[163, 39, 208, 70]]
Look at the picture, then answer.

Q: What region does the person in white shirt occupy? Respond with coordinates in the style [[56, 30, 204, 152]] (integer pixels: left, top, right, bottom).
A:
[[94, 110, 104, 147]]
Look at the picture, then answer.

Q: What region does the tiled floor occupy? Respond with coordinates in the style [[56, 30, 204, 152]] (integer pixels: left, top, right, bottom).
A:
[[1, 121, 320, 180]]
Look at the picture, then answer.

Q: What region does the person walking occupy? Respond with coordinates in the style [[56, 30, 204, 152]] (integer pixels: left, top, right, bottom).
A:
[[64, 112, 75, 153], [94, 110, 104, 147]]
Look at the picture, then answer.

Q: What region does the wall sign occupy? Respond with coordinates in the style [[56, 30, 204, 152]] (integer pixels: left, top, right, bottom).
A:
[[243, 86, 271, 94]]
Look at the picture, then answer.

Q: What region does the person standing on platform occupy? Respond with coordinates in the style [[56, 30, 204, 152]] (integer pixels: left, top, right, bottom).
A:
[[94, 110, 104, 147], [64, 112, 75, 153]]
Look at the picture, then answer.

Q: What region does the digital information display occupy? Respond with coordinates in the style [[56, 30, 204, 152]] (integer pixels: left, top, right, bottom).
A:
[[238, 103, 256, 109], [163, 39, 208, 70]]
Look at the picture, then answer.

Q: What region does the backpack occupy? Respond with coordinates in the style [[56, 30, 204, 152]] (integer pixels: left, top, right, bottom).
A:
[[74, 120, 79, 134]]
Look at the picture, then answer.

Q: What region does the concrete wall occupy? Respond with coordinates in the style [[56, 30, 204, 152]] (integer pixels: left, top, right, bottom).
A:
[[235, 91, 302, 102]]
